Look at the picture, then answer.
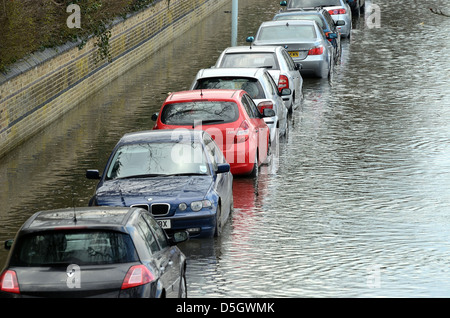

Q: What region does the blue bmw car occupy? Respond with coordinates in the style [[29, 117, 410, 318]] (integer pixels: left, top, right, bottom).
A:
[[86, 130, 233, 238]]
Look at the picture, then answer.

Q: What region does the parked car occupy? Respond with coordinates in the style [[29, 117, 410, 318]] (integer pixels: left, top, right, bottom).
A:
[[86, 129, 233, 238], [0, 206, 188, 298], [280, 0, 352, 38], [214, 45, 302, 112], [152, 89, 273, 177], [273, 9, 342, 62], [248, 20, 334, 78], [190, 67, 289, 143]]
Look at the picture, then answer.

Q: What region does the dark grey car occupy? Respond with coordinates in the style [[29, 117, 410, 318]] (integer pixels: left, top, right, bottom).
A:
[[0, 207, 188, 298]]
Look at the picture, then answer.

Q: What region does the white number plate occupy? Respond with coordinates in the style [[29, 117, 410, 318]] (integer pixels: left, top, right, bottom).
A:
[[157, 219, 171, 229]]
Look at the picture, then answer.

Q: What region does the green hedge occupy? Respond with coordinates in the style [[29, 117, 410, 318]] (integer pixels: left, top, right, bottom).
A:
[[0, 0, 158, 73]]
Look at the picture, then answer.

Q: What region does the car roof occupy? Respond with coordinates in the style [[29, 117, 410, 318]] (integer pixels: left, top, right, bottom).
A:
[[119, 129, 206, 145], [259, 19, 318, 27], [274, 10, 326, 18], [222, 45, 283, 54], [196, 67, 267, 79], [19, 207, 142, 233], [165, 89, 244, 103]]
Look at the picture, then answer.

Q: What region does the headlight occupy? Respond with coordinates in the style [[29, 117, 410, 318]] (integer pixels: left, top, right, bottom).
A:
[[190, 200, 212, 212]]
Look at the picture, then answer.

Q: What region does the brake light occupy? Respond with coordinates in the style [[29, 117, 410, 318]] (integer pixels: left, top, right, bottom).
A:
[[0, 270, 20, 294], [234, 120, 249, 144], [308, 46, 324, 55], [121, 265, 155, 289], [278, 75, 289, 93], [257, 101, 274, 113], [328, 8, 346, 15]]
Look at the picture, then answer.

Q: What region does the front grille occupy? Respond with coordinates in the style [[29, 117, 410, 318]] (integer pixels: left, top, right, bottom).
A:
[[150, 203, 170, 216]]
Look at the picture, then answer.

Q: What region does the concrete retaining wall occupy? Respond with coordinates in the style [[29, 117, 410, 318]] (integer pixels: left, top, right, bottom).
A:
[[0, 0, 229, 158]]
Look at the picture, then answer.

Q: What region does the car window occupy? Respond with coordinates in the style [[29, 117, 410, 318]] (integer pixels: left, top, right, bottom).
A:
[[136, 215, 160, 254], [257, 24, 317, 41], [106, 142, 209, 179], [288, 0, 341, 8], [220, 53, 279, 70], [9, 230, 139, 266], [195, 77, 265, 99], [204, 136, 218, 172], [161, 101, 239, 125], [282, 50, 296, 71], [261, 72, 276, 96], [274, 14, 324, 29], [241, 94, 260, 118], [142, 213, 169, 250]]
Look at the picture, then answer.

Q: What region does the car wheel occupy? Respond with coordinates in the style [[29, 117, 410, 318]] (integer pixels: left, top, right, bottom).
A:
[[214, 205, 222, 237], [178, 269, 187, 298], [249, 150, 259, 178]]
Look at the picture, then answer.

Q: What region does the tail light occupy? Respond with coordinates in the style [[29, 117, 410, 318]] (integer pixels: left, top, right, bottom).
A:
[[278, 75, 289, 93], [234, 120, 250, 144], [308, 46, 324, 55], [257, 101, 274, 113], [121, 265, 155, 290], [0, 270, 20, 294], [328, 8, 346, 15]]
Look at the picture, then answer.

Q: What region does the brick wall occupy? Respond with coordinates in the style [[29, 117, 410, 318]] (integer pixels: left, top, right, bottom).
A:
[[0, 0, 228, 158]]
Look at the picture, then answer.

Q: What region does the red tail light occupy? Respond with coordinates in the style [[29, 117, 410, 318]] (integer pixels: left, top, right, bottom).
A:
[[328, 8, 346, 15], [308, 46, 324, 55], [121, 265, 155, 289], [234, 120, 250, 144], [278, 75, 289, 93], [0, 270, 20, 294], [257, 101, 274, 113]]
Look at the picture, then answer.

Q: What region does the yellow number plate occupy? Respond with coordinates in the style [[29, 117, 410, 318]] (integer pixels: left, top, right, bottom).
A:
[[289, 51, 299, 58]]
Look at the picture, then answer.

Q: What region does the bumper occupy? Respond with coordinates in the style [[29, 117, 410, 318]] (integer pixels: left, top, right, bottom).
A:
[[294, 55, 328, 77], [156, 209, 217, 238]]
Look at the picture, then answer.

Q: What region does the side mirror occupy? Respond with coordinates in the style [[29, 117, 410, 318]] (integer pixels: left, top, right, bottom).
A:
[[4, 239, 13, 250], [295, 63, 302, 70], [327, 33, 337, 39], [151, 112, 159, 121], [170, 231, 189, 245], [216, 163, 230, 174], [86, 169, 100, 179], [263, 108, 276, 117], [335, 20, 345, 26], [280, 1, 287, 6], [246, 36, 255, 43], [280, 88, 291, 96]]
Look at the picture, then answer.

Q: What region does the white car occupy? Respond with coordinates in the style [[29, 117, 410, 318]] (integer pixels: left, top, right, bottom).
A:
[[214, 45, 303, 112], [280, 0, 352, 38], [190, 67, 289, 142]]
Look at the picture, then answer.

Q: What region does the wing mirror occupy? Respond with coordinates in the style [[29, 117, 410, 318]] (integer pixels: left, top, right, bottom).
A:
[[246, 36, 255, 43], [86, 169, 100, 179], [151, 112, 159, 121], [216, 163, 230, 174], [279, 88, 291, 96], [263, 108, 276, 117]]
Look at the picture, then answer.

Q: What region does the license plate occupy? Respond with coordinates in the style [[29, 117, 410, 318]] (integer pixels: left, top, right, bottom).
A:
[[289, 51, 299, 58], [157, 219, 171, 229]]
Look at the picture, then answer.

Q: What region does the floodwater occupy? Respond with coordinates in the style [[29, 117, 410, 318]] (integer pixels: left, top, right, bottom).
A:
[[1, 0, 449, 297]]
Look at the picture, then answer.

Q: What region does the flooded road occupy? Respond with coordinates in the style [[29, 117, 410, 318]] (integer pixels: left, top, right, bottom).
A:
[[1, 0, 450, 297]]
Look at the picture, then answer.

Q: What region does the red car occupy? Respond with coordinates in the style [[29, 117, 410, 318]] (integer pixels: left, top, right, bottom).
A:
[[152, 89, 274, 176]]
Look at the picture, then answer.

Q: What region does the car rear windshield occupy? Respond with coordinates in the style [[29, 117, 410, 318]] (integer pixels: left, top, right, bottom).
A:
[[288, 0, 341, 8], [9, 230, 139, 266], [257, 24, 317, 42], [161, 101, 239, 126], [220, 53, 279, 70], [194, 78, 265, 99], [274, 14, 325, 29], [106, 142, 209, 179]]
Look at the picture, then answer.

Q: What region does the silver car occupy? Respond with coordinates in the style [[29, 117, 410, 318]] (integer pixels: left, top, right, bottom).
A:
[[280, 0, 352, 38], [249, 20, 334, 78], [190, 67, 289, 142], [214, 45, 302, 112]]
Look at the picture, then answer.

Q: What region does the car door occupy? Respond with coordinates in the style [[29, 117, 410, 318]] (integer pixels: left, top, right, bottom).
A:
[[139, 213, 182, 298], [241, 94, 269, 163], [262, 71, 287, 133], [281, 49, 302, 104]]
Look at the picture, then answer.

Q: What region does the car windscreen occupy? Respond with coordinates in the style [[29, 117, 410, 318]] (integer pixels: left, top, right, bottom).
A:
[[257, 24, 317, 42], [194, 78, 265, 99], [220, 53, 279, 70], [274, 14, 325, 29], [288, 0, 341, 8], [161, 101, 239, 126], [9, 230, 139, 266], [106, 142, 210, 179]]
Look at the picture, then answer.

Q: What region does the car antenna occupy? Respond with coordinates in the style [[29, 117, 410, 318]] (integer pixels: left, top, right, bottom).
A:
[[200, 88, 203, 97]]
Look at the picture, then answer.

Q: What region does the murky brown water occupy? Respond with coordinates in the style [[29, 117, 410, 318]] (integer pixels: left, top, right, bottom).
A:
[[1, 0, 449, 297]]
